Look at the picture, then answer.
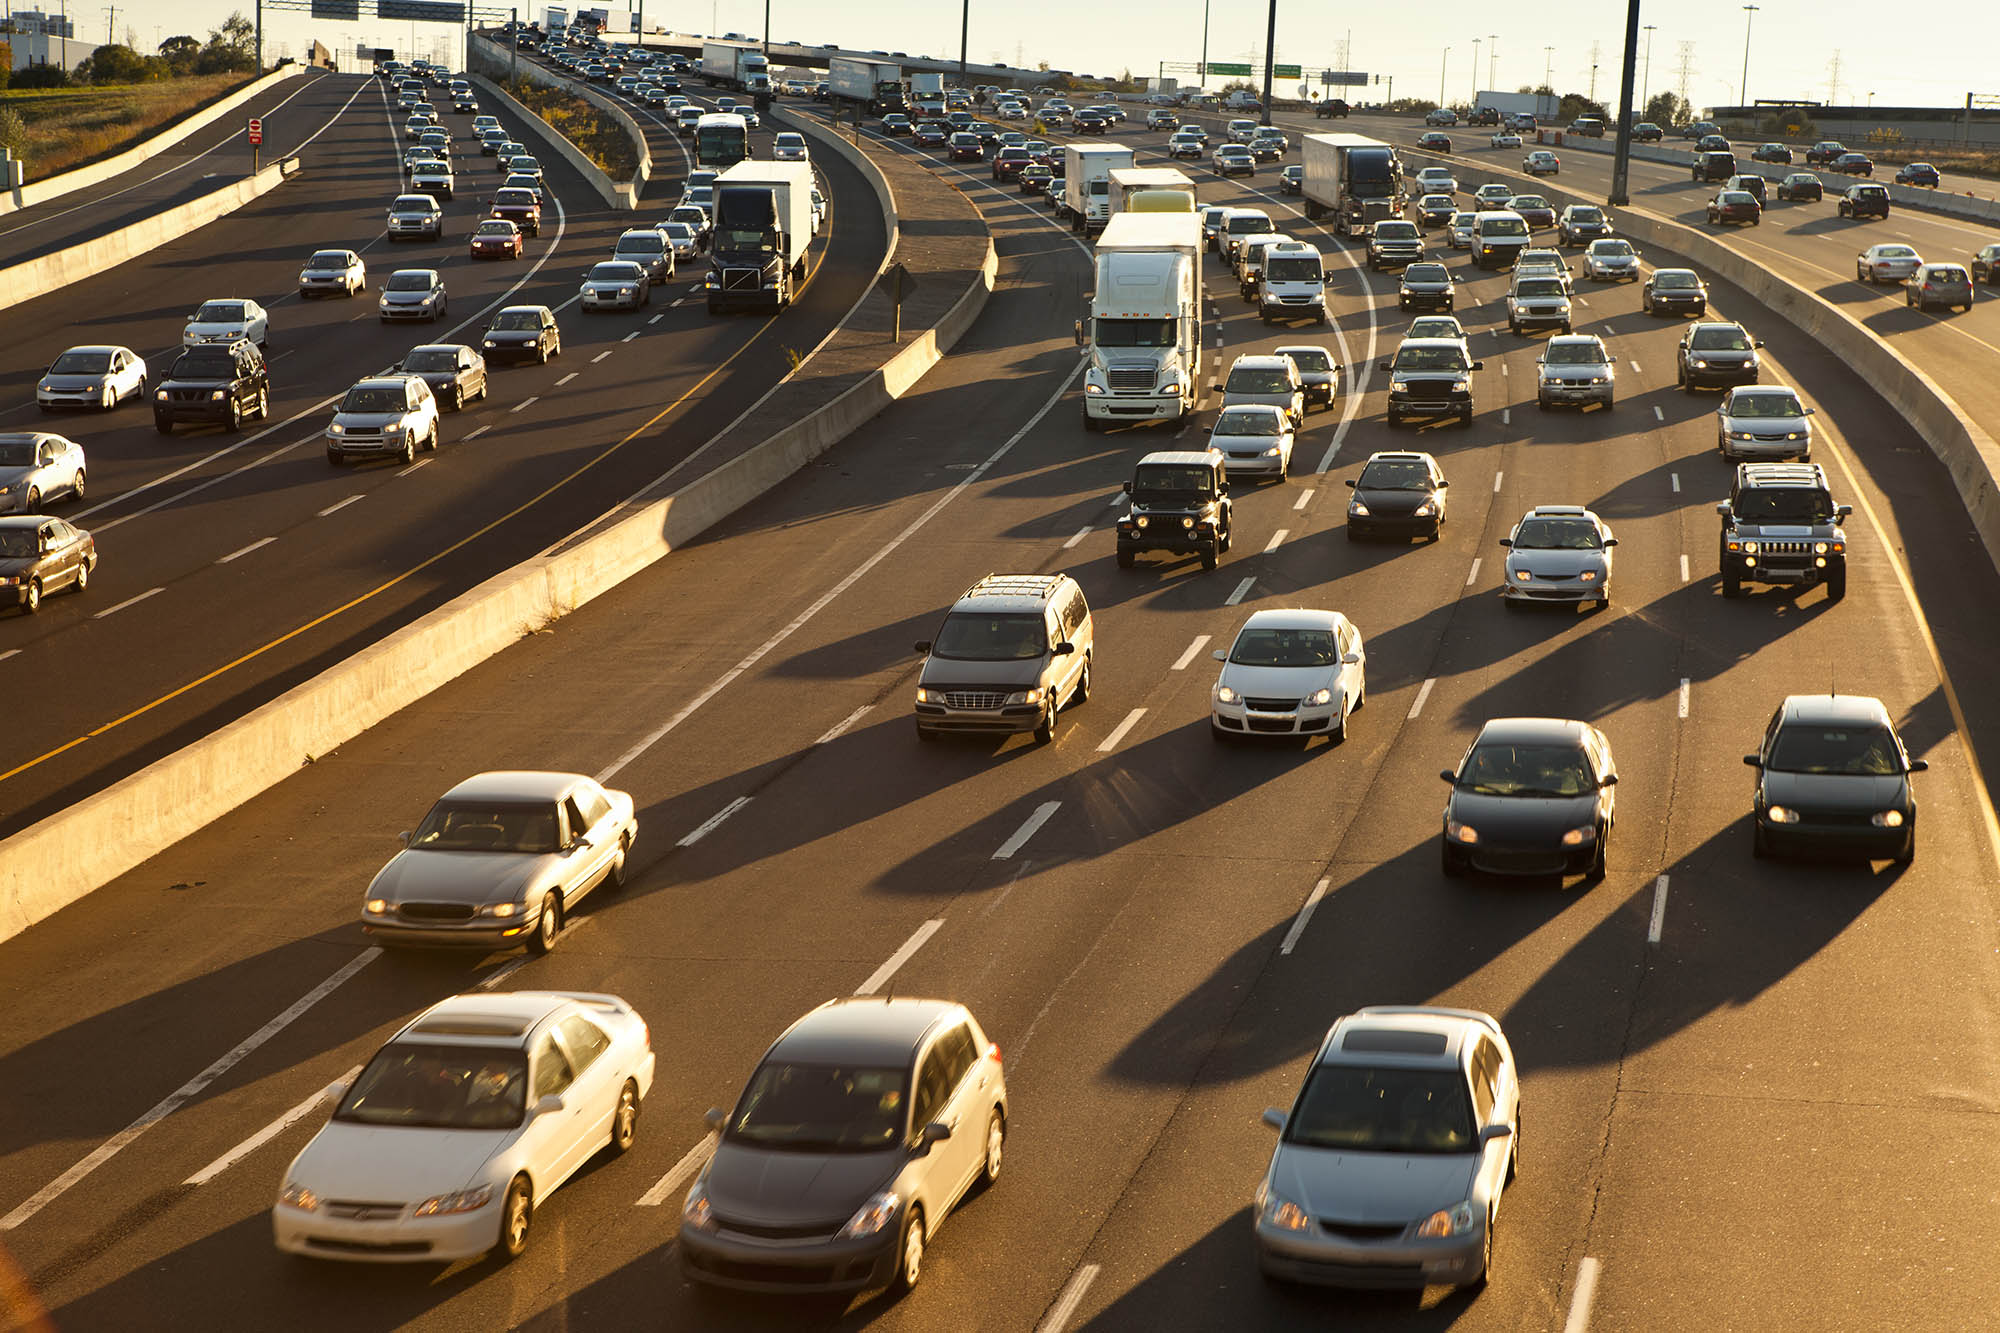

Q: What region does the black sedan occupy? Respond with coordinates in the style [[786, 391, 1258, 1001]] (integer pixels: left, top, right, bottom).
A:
[[1747, 694, 1923, 862], [1345, 449, 1447, 541], [0, 514, 94, 613], [1894, 161, 1940, 187], [1974, 243, 2000, 285], [1279, 164, 1303, 195], [1751, 142, 1794, 164], [1775, 172, 1823, 202], [1632, 121, 1664, 142], [1441, 717, 1617, 881], [912, 122, 948, 148], [1073, 109, 1110, 134], [480, 304, 562, 364], [1416, 131, 1452, 153], [1830, 152, 1874, 176], [1707, 190, 1762, 227]]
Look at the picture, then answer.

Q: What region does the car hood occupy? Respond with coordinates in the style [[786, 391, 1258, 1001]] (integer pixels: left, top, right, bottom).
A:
[[1591, 253, 1638, 267], [919, 655, 1045, 689], [1354, 486, 1434, 515], [183, 322, 247, 339], [1507, 548, 1609, 575], [389, 210, 439, 222], [381, 290, 437, 305], [1402, 279, 1450, 292], [287, 1120, 509, 1200], [1447, 788, 1599, 839], [1268, 1145, 1477, 1226], [1539, 363, 1612, 383], [702, 1142, 900, 1229], [1210, 430, 1288, 452], [1761, 770, 1907, 812], [368, 849, 551, 905], [37, 372, 104, 389], [485, 328, 542, 342], [1720, 413, 1809, 434], [582, 279, 638, 292], [159, 372, 233, 389], [300, 265, 350, 278], [0, 554, 47, 576], [1218, 662, 1338, 698]]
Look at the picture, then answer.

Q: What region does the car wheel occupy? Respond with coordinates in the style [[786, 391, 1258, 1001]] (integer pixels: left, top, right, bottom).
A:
[[225, 399, 241, 431], [257, 389, 270, 421], [398, 434, 417, 465], [605, 834, 630, 889], [101, 384, 116, 411], [610, 1079, 640, 1154], [1033, 698, 1058, 745], [1472, 1212, 1494, 1288], [22, 486, 38, 510], [1200, 543, 1219, 570], [1115, 549, 1135, 569], [1825, 567, 1847, 601], [1752, 820, 1770, 858], [528, 892, 562, 955], [978, 1110, 1005, 1190], [1073, 656, 1091, 706], [72, 560, 89, 595], [446, 385, 462, 411], [1584, 830, 1609, 882], [892, 1206, 926, 1294], [1894, 826, 1916, 864], [1441, 843, 1466, 878], [71, 470, 86, 500], [498, 1176, 532, 1260], [1722, 569, 1742, 598]]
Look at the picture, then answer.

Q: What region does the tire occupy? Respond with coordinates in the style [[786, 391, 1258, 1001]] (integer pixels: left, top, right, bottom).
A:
[[1894, 827, 1916, 865], [1329, 704, 1347, 745], [257, 389, 270, 421], [22, 486, 38, 510], [604, 834, 630, 890], [1825, 567, 1847, 601], [891, 1206, 926, 1294], [977, 1110, 1005, 1190], [1441, 843, 1466, 878], [536, 343, 549, 365], [1584, 830, 1609, 883], [1073, 657, 1091, 705], [497, 1177, 532, 1260], [528, 893, 561, 955], [914, 723, 938, 743], [1722, 570, 1742, 598], [1201, 543, 1219, 570], [398, 434, 416, 465], [610, 1079, 640, 1154], [1115, 549, 1135, 568], [225, 398, 241, 431], [71, 470, 86, 501], [1459, 408, 1473, 427], [1752, 821, 1770, 858], [72, 560, 89, 595], [101, 384, 115, 411], [1033, 698, 1057, 745], [446, 385, 462, 412]]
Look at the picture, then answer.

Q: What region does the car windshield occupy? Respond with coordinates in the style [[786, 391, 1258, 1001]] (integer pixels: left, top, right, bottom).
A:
[[1510, 196, 1548, 210], [1265, 257, 1321, 281], [1736, 487, 1833, 523], [1570, 207, 1603, 222], [1374, 224, 1417, 241], [50, 350, 113, 374], [1394, 346, 1469, 371], [1282, 348, 1330, 373], [1481, 217, 1529, 237], [1404, 265, 1448, 283], [1656, 272, 1700, 289], [1515, 279, 1565, 300], [1544, 342, 1607, 365], [193, 302, 245, 322], [1215, 408, 1282, 436], [1691, 327, 1751, 351], [931, 611, 1046, 661], [170, 353, 234, 379], [1286, 1065, 1475, 1153], [1408, 319, 1462, 339], [1721, 193, 1755, 206], [724, 1061, 909, 1152], [393, 198, 435, 213], [1359, 460, 1433, 490], [1094, 317, 1175, 348], [670, 207, 705, 225], [1767, 724, 1903, 776], [403, 349, 458, 372], [340, 385, 409, 413], [491, 310, 545, 331], [1513, 518, 1602, 550], [663, 223, 695, 241], [1132, 465, 1214, 498], [496, 190, 535, 206], [590, 263, 641, 280], [476, 221, 514, 237], [409, 800, 559, 852], [1228, 215, 1274, 235], [1729, 392, 1805, 418], [1226, 367, 1292, 394], [306, 252, 351, 269], [386, 272, 435, 291], [1459, 741, 1596, 797], [334, 1043, 528, 1130], [1230, 626, 1338, 667]]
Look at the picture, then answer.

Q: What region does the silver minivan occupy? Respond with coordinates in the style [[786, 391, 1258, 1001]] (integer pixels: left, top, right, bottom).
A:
[[913, 573, 1092, 744]]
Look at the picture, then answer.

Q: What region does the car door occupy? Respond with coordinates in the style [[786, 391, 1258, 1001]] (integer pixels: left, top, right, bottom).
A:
[[522, 1028, 584, 1191], [1467, 1039, 1512, 1210], [931, 1024, 986, 1203], [558, 793, 607, 901], [42, 521, 78, 588], [552, 1013, 619, 1179], [904, 1044, 958, 1226]]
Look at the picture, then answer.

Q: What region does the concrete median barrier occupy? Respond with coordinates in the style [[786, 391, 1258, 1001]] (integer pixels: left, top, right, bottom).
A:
[[467, 36, 648, 211]]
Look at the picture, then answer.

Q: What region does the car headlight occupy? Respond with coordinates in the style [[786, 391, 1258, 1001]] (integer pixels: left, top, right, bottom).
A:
[[1005, 687, 1047, 706], [1513, 569, 1532, 583], [1158, 380, 1181, 395], [483, 339, 498, 348], [1084, 382, 1105, 395], [1265, 1196, 1311, 1232], [1417, 1201, 1479, 1238], [1765, 805, 1801, 824], [1448, 819, 1479, 844], [1729, 431, 1755, 440], [1215, 685, 1240, 705], [1742, 541, 1760, 555], [1133, 514, 1150, 529], [1578, 570, 1598, 582], [414, 1184, 493, 1217], [1304, 688, 1333, 707], [363, 896, 389, 914], [277, 1181, 321, 1212], [838, 1190, 901, 1239], [1451, 379, 1470, 393], [1181, 515, 1197, 529], [210, 389, 226, 400], [1693, 359, 1710, 369], [480, 902, 520, 918], [682, 1182, 717, 1232], [156, 389, 170, 401], [1412, 500, 1437, 517], [915, 687, 943, 704], [1261, 445, 1282, 457], [383, 423, 405, 437], [1871, 810, 1906, 828], [1561, 824, 1597, 845], [1349, 501, 1370, 516]]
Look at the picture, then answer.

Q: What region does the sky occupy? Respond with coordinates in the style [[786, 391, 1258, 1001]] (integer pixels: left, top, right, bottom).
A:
[[91, 0, 1995, 112]]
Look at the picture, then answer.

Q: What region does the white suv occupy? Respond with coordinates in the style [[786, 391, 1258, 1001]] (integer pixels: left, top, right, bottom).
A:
[[326, 374, 440, 465]]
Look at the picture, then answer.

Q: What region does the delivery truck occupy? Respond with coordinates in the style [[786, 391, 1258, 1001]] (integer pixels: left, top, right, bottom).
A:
[[701, 40, 771, 96], [708, 160, 817, 313], [1300, 132, 1404, 237], [1062, 143, 1136, 234], [1078, 211, 1204, 427], [910, 70, 945, 116], [1107, 166, 1196, 219], [828, 56, 905, 116]]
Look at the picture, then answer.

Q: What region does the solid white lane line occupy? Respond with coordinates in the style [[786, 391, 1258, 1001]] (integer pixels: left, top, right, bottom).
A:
[[1493, 470, 1503, 492], [1680, 554, 1690, 583], [91, 587, 164, 620], [636, 1136, 716, 1207], [622, 331, 640, 342], [1172, 635, 1211, 670], [396, 458, 431, 478], [0, 948, 380, 1231], [593, 359, 1085, 786], [316, 494, 363, 517], [1671, 472, 1681, 493], [510, 396, 538, 413], [1096, 708, 1147, 753], [1038, 1263, 1101, 1333], [1279, 878, 1331, 956], [815, 705, 874, 745], [1654, 405, 1665, 421], [1062, 524, 1094, 549], [1294, 488, 1313, 509], [1407, 677, 1436, 720], [1225, 576, 1255, 606], [856, 918, 945, 994], [1466, 557, 1481, 586], [592, 350, 613, 363], [184, 1065, 361, 1187], [677, 796, 751, 847], [1678, 678, 1691, 719], [556, 372, 578, 386], [216, 537, 275, 565], [993, 802, 1062, 861], [1564, 1257, 1602, 1333], [1263, 528, 1289, 553], [476, 956, 528, 991], [1649, 876, 1670, 945], [464, 425, 490, 440]]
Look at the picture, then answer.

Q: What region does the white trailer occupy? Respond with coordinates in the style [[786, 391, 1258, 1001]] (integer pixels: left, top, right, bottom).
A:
[[1079, 211, 1204, 427], [1107, 166, 1196, 218], [1062, 143, 1135, 234], [1300, 132, 1404, 237], [701, 40, 771, 95], [708, 160, 816, 313], [828, 56, 904, 115]]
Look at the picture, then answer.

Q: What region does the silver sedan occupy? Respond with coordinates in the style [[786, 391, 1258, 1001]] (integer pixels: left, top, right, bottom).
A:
[[36, 345, 148, 411], [1717, 385, 1816, 461], [0, 433, 88, 513]]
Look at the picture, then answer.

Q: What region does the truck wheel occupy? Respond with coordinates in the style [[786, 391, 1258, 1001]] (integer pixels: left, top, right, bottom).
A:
[[1825, 567, 1847, 601], [1722, 570, 1742, 598], [1201, 543, 1219, 571], [1116, 549, 1135, 569]]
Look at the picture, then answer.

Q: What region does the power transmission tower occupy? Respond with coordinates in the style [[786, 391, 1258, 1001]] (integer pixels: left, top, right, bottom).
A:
[[1587, 40, 1601, 102], [1826, 50, 1843, 105], [1675, 41, 1696, 105]]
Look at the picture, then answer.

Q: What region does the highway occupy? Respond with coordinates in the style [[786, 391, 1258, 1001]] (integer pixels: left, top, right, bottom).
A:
[[0, 72, 882, 839], [5, 81, 2000, 1331]]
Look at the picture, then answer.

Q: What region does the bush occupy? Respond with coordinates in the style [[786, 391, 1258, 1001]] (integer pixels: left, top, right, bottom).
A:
[[11, 64, 71, 89]]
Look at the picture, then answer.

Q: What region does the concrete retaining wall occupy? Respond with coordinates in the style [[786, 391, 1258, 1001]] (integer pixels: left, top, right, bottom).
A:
[[467, 36, 648, 211], [0, 157, 303, 315], [0, 64, 302, 217]]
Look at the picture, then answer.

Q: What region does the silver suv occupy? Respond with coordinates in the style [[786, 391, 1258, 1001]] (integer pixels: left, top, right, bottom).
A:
[[913, 573, 1093, 743], [326, 374, 440, 465], [386, 192, 444, 240]]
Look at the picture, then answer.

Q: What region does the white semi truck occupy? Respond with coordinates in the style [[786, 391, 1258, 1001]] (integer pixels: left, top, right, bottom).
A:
[[828, 56, 905, 116], [701, 40, 771, 96], [1078, 211, 1204, 428], [1106, 166, 1197, 219], [1061, 143, 1135, 234], [708, 160, 817, 313], [1300, 132, 1404, 237]]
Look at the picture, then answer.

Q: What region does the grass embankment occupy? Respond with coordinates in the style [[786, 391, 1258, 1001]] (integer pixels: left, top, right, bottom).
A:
[[500, 77, 639, 180], [0, 74, 256, 181]]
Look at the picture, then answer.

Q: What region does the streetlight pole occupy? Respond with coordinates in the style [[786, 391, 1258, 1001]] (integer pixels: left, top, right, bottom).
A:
[[1469, 36, 1479, 105], [1640, 24, 1655, 112], [958, 0, 968, 81], [1739, 4, 1759, 109], [1439, 45, 1450, 108], [1199, 0, 1211, 95], [1258, 0, 1276, 126], [1487, 34, 1497, 90], [1543, 45, 1553, 92]]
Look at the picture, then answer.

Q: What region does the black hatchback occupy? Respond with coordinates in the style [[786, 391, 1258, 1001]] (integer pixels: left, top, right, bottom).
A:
[[1441, 718, 1617, 881], [1746, 694, 1924, 862]]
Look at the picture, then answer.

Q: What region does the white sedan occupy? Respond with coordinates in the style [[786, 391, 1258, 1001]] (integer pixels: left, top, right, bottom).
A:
[[183, 298, 269, 350], [1490, 130, 1523, 148], [1211, 608, 1367, 743], [1856, 243, 1923, 285], [770, 131, 809, 162], [35, 346, 148, 411], [274, 991, 655, 1262]]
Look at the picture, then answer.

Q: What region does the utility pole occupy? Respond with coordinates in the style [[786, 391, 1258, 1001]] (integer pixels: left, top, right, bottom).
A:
[[1544, 45, 1553, 92], [1826, 50, 1842, 105], [958, 0, 967, 81], [762, 0, 768, 58], [1607, 0, 1641, 205], [1469, 36, 1479, 104], [1257, 0, 1276, 126], [102, 3, 113, 46], [510, 7, 518, 85], [1487, 34, 1497, 90], [254, 0, 262, 70], [1640, 25, 1655, 112], [1738, 4, 1759, 109], [1198, 0, 1210, 94], [1675, 41, 1696, 105], [1439, 45, 1449, 108]]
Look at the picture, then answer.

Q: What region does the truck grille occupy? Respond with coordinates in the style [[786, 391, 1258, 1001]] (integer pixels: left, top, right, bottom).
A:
[[1404, 381, 1455, 401], [1756, 539, 1813, 554], [722, 267, 762, 291], [1106, 366, 1155, 392], [942, 690, 1009, 710]]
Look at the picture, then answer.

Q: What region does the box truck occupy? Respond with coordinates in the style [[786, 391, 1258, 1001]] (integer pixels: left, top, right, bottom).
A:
[[910, 70, 945, 115], [1473, 90, 1559, 122], [1078, 211, 1204, 427], [702, 41, 771, 96], [1107, 166, 1196, 218], [708, 160, 816, 313], [1062, 143, 1136, 234], [1300, 132, 1404, 237], [828, 56, 905, 116]]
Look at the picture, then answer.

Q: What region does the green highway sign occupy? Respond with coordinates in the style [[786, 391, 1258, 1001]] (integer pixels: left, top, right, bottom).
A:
[[1204, 62, 1251, 77], [1274, 65, 1301, 79]]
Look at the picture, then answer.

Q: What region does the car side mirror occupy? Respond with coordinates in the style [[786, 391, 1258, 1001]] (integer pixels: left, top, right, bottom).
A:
[[1600, 773, 1618, 787], [1715, 502, 1733, 517], [1498, 538, 1512, 547], [1341, 652, 1362, 665], [1478, 1122, 1515, 1145], [1805, 406, 1818, 415], [1261, 1108, 1287, 1132], [534, 1093, 566, 1117], [1052, 641, 1074, 656], [1743, 754, 1764, 767], [1440, 769, 1458, 783], [1344, 478, 1357, 488], [1754, 339, 1766, 347], [397, 830, 413, 846], [1836, 505, 1853, 519], [1378, 359, 1393, 371], [1909, 759, 1930, 773], [919, 1121, 952, 1148], [1212, 648, 1229, 662], [1471, 360, 1485, 371], [1604, 537, 1620, 547], [1073, 319, 1084, 347], [1122, 481, 1133, 494], [704, 1106, 727, 1132], [913, 640, 932, 653]]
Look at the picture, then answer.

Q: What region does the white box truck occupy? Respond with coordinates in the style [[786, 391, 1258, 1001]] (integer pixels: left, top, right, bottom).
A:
[[828, 56, 905, 116], [1062, 143, 1135, 234], [910, 70, 945, 116], [708, 160, 816, 313], [596, 9, 630, 33], [702, 40, 771, 95], [1079, 211, 1204, 427], [1300, 132, 1404, 237], [1107, 166, 1197, 218]]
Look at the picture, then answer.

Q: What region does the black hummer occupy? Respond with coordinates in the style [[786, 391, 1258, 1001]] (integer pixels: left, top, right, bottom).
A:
[[1717, 462, 1851, 600], [153, 341, 271, 434], [1117, 451, 1233, 570]]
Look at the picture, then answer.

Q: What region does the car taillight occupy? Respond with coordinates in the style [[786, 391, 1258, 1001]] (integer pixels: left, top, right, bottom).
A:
[[987, 1042, 1002, 1065]]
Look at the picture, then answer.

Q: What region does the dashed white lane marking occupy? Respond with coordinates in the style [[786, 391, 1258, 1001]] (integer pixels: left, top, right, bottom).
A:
[[1671, 472, 1681, 493], [592, 350, 613, 363], [556, 372, 577, 386], [857, 918, 945, 992], [1214, 334, 1224, 347], [510, 396, 538, 412], [636, 1135, 716, 1207], [1097, 708, 1147, 753], [1037, 1263, 1102, 1333], [1280, 878, 1332, 955], [815, 705, 873, 745], [1407, 677, 1436, 720], [91, 587, 164, 619], [1062, 524, 1094, 549], [1502, 407, 1511, 426], [1564, 1256, 1602, 1333], [1493, 470, 1503, 492], [1500, 363, 1509, 376], [216, 537, 275, 564], [1649, 877, 1670, 945], [623, 331, 640, 342], [184, 1065, 361, 1187], [677, 796, 751, 847], [1294, 488, 1312, 509], [1225, 576, 1255, 606], [464, 425, 490, 440], [0, 649, 19, 663], [1678, 677, 1691, 719], [1466, 556, 1482, 586], [1106, 492, 1124, 508], [0, 948, 380, 1231], [1630, 360, 1642, 373], [649, 313, 665, 323], [993, 801, 1062, 861], [475, 955, 528, 991], [316, 494, 363, 517], [1263, 528, 1289, 553], [1680, 553, 1691, 583], [1654, 405, 1665, 421], [1172, 634, 1212, 670], [1576, 296, 1591, 307]]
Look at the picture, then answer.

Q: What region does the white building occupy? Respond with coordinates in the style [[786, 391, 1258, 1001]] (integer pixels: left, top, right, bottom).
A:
[[6, 9, 76, 37], [6, 33, 99, 72]]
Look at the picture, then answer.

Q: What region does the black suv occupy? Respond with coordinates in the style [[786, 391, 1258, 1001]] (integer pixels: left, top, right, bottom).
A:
[[1717, 462, 1851, 600], [153, 341, 270, 434], [1116, 451, 1233, 569], [1692, 150, 1737, 181], [1838, 183, 1890, 220]]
